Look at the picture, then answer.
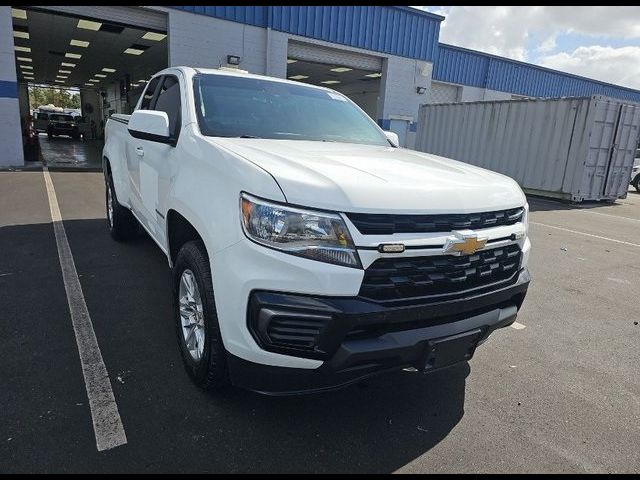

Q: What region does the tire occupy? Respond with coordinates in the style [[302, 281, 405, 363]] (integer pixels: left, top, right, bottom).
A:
[[174, 241, 230, 391], [47, 130, 52, 139], [634, 175, 640, 193], [105, 172, 138, 241]]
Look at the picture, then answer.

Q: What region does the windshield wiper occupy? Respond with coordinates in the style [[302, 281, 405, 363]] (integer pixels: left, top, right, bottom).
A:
[[236, 135, 261, 139]]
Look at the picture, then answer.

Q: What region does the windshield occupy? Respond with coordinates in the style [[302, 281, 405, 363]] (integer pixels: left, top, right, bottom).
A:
[[193, 74, 389, 146], [50, 114, 74, 122]]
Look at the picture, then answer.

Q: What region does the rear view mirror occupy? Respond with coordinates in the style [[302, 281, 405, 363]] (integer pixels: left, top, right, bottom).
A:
[[384, 130, 400, 148], [128, 110, 174, 145]]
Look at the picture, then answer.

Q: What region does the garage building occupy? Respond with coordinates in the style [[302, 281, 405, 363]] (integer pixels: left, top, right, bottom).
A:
[[2, 5, 640, 167]]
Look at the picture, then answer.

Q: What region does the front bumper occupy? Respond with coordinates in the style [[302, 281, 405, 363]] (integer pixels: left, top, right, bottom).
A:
[[228, 268, 530, 395]]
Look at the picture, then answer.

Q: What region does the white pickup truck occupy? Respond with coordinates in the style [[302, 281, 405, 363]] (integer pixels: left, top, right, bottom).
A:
[[103, 66, 531, 394]]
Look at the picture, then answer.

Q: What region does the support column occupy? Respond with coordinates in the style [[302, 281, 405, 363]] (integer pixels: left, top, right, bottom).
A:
[[0, 6, 24, 166]]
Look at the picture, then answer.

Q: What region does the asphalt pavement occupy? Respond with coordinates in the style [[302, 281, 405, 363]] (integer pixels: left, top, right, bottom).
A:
[[0, 169, 638, 473]]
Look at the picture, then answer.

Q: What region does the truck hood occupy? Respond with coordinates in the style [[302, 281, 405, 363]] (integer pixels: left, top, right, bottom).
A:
[[213, 138, 526, 214]]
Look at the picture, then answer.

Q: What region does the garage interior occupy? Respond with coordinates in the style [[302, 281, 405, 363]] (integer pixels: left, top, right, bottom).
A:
[[11, 6, 167, 168], [286, 42, 382, 121]]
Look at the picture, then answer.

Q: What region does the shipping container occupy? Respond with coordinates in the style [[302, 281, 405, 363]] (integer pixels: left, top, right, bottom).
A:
[[415, 95, 640, 202]]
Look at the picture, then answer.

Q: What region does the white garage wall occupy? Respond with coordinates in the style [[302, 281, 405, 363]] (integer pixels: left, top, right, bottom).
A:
[[167, 8, 288, 78], [427, 81, 460, 104], [0, 6, 24, 167]]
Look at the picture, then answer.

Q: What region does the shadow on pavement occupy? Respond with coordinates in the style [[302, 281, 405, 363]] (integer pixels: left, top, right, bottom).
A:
[[527, 192, 634, 213], [1, 217, 469, 473]]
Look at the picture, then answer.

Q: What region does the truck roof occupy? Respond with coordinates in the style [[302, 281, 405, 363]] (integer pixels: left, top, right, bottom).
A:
[[155, 66, 336, 94]]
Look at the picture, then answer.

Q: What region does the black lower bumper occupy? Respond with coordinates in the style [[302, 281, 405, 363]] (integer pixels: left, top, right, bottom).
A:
[[229, 269, 530, 395]]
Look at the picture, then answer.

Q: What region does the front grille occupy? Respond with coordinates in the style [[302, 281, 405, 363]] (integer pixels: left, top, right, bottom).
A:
[[360, 244, 521, 302], [346, 208, 524, 235]]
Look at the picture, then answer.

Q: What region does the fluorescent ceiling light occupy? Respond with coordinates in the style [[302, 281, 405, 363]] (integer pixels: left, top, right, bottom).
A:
[[95, 74, 106, 78], [77, 19, 102, 31], [330, 67, 352, 73], [11, 8, 27, 19], [88, 79, 100, 83], [61, 62, 76, 67], [14, 46, 31, 53], [321, 80, 340, 84], [16, 57, 32, 62], [59, 70, 71, 74], [365, 72, 382, 78], [13, 31, 29, 39], [138, 79, 147, 83], [20, 65, 33, 70], [84, 83, 93, 86], [287, 59, 297, 64], [102, 68, 116, 73], [56, 75, 68, 79], [142, 32, 166, 41], [288, 75, 309, 80], [123, 48, 144, 55], [65, 52, 82, 59], [70, 39, 90, 48], [54, 80, 65, 83]]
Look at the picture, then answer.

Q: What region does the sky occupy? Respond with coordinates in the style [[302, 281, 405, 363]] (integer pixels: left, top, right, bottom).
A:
[[414, 6, 640, 90]]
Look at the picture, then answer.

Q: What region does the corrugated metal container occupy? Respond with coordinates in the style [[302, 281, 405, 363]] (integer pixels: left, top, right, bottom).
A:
[[415, 96, 640, 202]]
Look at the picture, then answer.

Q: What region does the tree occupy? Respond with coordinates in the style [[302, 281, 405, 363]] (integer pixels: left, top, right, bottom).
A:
[[29, 86, 80, 110]]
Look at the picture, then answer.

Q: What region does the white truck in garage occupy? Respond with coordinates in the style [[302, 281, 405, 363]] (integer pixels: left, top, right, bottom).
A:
[[103, 66, 531, 395]]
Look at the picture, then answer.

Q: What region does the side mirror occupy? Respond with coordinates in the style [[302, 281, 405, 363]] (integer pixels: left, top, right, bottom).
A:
[[128, 110, 174, 145], [384, 130, 400, 148]]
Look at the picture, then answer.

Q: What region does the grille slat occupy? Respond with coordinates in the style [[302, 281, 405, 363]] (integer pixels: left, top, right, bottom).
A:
[[360, 245, 522, 302], [347, 208, 524, 235], [266, 316, 328, 351]]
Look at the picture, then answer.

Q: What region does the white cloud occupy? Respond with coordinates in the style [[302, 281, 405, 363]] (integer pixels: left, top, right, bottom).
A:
[[537, 36, 557, 54], [416, 6, 640, 58], [539, 45, 640, 90]]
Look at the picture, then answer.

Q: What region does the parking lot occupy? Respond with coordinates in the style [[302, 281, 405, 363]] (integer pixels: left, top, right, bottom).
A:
[[0, 168, 638, 473]]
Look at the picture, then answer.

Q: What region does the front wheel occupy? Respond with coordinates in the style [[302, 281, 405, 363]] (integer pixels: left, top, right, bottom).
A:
[[174, 241, 230, 391], [105, 172, 138, 241], [634, 175, 640, 193]]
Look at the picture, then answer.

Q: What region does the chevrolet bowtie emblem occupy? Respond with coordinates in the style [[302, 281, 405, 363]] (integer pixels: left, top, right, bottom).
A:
[[443, 230, 488, 256]]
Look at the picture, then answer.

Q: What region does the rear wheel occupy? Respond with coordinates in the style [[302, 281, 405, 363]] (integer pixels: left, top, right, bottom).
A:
[[634, 175, 640, 193], [174, 241, 230, 391], [105, 172, 138, 241]]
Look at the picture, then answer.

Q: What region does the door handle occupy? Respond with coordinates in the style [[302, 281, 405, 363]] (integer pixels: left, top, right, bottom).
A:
[[135, 146, 144, 157]]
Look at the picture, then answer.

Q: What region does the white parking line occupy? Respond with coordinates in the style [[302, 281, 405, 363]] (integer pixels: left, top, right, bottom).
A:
[[43, 168, 127, 452], [529, 221, 640, 248], [511, 322, 526, 330]]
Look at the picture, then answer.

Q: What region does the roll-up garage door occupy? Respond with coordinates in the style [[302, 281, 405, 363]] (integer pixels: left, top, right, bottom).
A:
[[30, 6, 167, 31], [428, 81, 461, 104], [288, 41, 382, 71]]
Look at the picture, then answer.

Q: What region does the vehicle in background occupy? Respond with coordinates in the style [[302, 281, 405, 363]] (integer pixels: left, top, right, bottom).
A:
[[72, 115, 91, 140], [103, 66, 531, 395], [47, 113, 81, 139], [631, 160, 640, 193], [33, 110, 51, 133]]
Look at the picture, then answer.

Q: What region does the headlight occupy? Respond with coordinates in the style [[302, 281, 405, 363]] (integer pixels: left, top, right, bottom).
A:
[[240, 193, 361, 268]]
